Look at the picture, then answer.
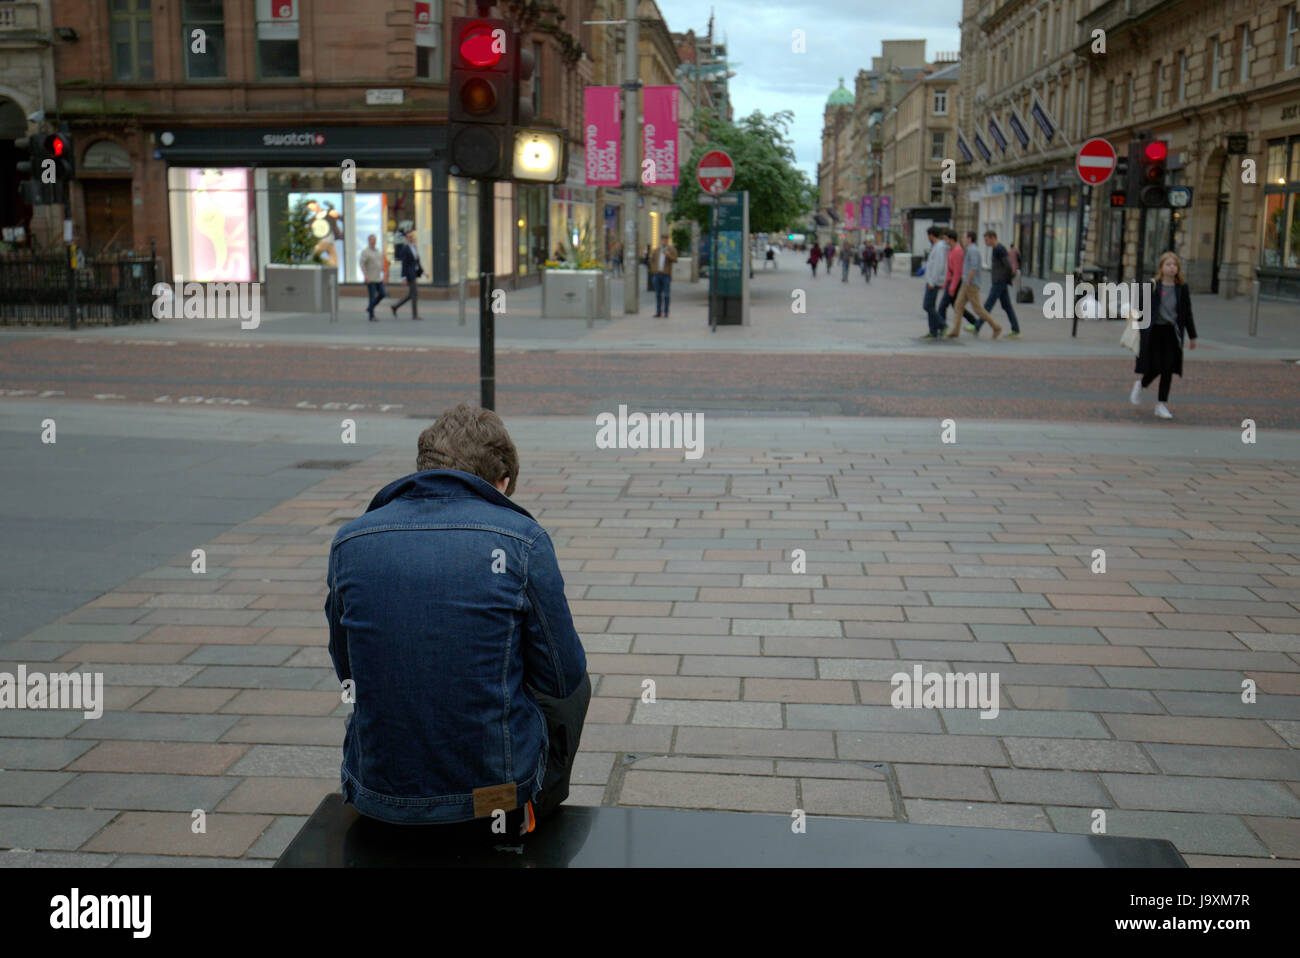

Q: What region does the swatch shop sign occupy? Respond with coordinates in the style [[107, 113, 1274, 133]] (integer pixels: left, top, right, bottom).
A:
[[262, 132, 327, 147]]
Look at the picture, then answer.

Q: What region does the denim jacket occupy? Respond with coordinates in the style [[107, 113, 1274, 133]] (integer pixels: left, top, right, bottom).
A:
[[325, 469, 587, 824]]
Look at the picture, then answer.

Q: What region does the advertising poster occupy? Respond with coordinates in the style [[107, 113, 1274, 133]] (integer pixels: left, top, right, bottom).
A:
[[187, 168, 251, 282], [289, 191, 346, 282], [584, 87, 620, 187], [641, 86, 679, 186]]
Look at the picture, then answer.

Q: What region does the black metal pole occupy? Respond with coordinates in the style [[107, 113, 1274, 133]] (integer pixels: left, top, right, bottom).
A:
[[67, 240, 77, 331], [478, 180, 495, 411]]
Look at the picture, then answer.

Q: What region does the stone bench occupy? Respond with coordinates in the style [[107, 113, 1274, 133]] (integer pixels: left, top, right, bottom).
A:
[[275, 793, 1187, 868]]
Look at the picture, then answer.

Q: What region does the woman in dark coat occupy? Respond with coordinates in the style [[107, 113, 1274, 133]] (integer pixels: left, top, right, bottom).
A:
[[807, 243, 822, 277], [1130, 251, 1197, 419]]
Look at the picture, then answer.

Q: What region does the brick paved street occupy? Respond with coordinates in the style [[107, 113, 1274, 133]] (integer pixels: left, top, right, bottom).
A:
[[2, 415, 1297, 867]]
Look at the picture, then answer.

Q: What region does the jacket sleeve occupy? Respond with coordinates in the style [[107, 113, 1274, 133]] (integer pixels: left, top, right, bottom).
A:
[[521, 530, 587, 699], [325, 548, 351, 684], [1182, 285, 1197, 340]]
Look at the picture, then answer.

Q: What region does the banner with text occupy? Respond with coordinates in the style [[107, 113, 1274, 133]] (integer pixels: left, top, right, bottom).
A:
[[861, 195, 873, 230], [584, 87, 621, 187], [641, 86, 680, 186]]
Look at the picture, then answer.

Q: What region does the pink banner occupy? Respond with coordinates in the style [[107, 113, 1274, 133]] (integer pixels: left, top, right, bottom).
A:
[[584, 87, 621, 187], [642, 86, 679, 186], [844, 202, 856, 229]]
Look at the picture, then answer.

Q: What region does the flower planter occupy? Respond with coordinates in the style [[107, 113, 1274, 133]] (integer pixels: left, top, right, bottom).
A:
[[541, 269, 610, 319], [264, 264, 335, 313]]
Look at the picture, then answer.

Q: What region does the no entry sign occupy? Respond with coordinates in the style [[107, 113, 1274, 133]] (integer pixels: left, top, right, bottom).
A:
[[1076, 138, 1117, 185], [697, 150, 735, 194]]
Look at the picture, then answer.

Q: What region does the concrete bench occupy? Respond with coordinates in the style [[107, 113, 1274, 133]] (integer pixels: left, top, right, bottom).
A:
[[275, 793, 1186, 868]]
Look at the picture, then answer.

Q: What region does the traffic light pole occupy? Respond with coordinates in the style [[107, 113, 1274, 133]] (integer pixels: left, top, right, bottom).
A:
[[478, 180, 495, 411], [621, 0, 639, 316]]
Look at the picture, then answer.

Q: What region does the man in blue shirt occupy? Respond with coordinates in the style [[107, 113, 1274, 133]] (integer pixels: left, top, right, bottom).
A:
[[326, 403, 590, 836]]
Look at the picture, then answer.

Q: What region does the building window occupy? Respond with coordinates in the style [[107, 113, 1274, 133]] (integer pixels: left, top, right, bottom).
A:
[[1261, 137, 1300, 269], [183, 1, 225, 80], [1210, 36, 1222, 92], [1240, 24, 1252, 85], [930, 131, 945, 161], [1153, 61, 1164, 110], [256, 0, 299, 79], [532, 41, 543, 118], [110, 0, 153, 81], [929, 175, 944, 204], [933, 90, 948, 115], [1287, 5, 1300, 71], [1177, 52, 1187, 101], [415, 0, 443, 80]]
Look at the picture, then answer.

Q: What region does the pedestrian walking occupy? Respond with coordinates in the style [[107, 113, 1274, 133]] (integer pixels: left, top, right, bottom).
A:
[[611, 240, 624, 277], [825, 242, 836, 275], [649, 234, 678, 318], [947, 231, 1001, 339], [390, 230, 423, 320], [978, 230, 1020, 337], [359, 234, 386, 322], [1130, 251, 1197, 419], [808, 243, 822, 277], [883, 244, 893, 275], [937, 228, 977, 335], [765, 245, 776, 269], [841, 248, 851, 282], [920, 227, 949, 340]]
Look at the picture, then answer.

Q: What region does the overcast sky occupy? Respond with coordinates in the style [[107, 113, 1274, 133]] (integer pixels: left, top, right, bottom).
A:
[[653, 0, 963, 183]]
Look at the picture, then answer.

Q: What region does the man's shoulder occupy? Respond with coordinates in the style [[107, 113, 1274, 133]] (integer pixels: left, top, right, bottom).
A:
[[333, 495, 544, 546]]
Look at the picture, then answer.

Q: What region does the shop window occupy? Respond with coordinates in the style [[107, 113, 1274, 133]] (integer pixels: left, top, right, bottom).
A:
[[110, 0, 153, 81], [183, 1, 226, 80], [1267, 142, 1287, 184], [1263, 138, 1300, 269], [166, 168, 252, 282], [257, 0, 299, 79], [415, 0, 443, 80]]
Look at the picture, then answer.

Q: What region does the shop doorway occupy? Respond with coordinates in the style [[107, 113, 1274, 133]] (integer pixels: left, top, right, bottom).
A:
[[82, 179, 134, 256]]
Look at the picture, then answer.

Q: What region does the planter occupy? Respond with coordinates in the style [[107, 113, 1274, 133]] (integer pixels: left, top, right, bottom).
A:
[[541, 269, 609, 319], [264, 263, 335, 312]]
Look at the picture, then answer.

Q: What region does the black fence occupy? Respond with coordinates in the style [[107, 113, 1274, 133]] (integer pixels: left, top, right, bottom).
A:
[[0, 251, 161, 326]]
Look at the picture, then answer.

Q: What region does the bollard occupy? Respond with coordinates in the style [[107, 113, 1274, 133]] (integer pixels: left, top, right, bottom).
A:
[[458, 275, 466, 326], [1248, 275, 1261, 337], [585, 275, 595, 329]]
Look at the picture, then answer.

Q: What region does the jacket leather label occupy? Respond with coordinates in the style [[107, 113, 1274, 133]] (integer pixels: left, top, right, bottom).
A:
[[472, 782, 518, 818]]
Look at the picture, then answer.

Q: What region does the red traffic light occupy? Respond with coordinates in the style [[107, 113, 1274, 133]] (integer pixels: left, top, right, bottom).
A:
[[1143, 141, 1167, 163], [45, 134, 67, 157], [459, 23, 503, 68]]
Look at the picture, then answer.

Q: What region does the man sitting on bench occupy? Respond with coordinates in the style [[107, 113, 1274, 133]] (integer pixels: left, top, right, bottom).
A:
[[325, 403, 591, 837]]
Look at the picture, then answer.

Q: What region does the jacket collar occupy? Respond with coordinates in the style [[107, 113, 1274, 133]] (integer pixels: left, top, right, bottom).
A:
[[364, 469, 534, 520]]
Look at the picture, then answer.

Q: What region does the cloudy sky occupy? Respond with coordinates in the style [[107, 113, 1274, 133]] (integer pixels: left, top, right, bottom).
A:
[[653, 0, 963, 182]]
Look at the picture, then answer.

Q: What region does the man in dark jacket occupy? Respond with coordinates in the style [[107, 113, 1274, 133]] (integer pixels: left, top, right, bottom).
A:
[[390, 230, 423, 320], [980, 230, 1020, 337], [326, 403, 591, 835]]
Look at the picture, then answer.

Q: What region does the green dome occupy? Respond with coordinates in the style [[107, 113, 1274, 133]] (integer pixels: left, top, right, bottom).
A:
[[827, 77, 854, 107]]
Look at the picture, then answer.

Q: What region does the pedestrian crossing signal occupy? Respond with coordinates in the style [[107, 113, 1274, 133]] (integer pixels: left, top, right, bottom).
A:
[[1109, 191, 1127, 208]]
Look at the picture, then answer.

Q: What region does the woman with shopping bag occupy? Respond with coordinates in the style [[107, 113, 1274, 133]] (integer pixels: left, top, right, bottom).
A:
[[1128, 251, 1197, 419]]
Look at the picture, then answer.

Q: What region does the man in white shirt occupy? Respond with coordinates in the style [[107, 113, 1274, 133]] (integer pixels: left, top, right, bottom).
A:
[[359, 234, 385, 322], [921, 227, 949, 340]]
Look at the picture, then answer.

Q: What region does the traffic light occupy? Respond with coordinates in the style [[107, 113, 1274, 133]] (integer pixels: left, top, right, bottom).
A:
[[448, 16, 514, 179], [45, 133, 74, 187], [1137, 139, 1168, 208]]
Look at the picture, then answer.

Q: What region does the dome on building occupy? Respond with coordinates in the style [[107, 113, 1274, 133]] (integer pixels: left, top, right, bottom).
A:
[[827, 78, 854, 107]]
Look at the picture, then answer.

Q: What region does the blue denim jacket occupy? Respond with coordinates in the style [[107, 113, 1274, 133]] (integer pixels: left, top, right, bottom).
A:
[[325, 468, 587, 824]]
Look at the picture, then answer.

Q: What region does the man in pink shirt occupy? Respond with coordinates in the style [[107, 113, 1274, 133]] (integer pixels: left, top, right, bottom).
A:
[[937, 228, 975, 336]]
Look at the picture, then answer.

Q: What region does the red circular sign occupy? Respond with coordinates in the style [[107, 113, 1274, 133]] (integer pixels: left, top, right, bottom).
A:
[[1076, 137, 1117, 186], [697, 150, 735, 194]]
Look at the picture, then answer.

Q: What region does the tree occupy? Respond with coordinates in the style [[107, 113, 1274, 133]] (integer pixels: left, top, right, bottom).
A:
[[670, 109, 817, 236]]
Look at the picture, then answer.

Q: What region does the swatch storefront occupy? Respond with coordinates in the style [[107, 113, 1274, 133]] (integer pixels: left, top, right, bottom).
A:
[[155, 125, 523, 289]]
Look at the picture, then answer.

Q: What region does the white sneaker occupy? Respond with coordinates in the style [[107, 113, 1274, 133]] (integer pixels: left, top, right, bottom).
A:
[[1129, 380, 1142, 405], [1154, 403, 1173, 419]]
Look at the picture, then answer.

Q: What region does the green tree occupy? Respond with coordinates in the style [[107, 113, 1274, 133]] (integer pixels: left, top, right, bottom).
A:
[[671, 109, 817, 235]]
